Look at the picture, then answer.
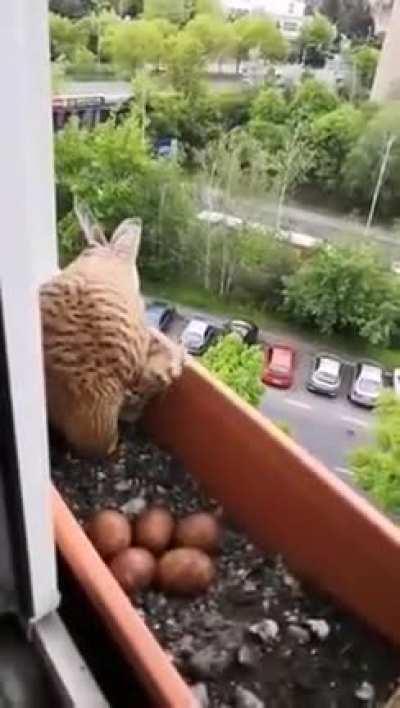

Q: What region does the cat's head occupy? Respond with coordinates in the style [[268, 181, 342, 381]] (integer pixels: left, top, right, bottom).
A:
[[74, 197, 142, 293]]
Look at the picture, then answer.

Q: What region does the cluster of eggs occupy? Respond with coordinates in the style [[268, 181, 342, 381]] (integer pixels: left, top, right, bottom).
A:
[[85, 507, 220, 596]]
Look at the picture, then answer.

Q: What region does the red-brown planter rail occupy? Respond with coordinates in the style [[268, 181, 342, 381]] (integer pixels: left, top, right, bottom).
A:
[[53, 358, 400, 707], [144, 359, 400, 647]]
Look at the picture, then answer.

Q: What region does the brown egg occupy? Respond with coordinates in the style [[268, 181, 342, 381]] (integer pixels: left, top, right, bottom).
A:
[[109, 547, 156, 593], [85, 509, 132, 559], [174, 512, 220, 554], [135, 507, 175, 555], [157, 548, 215, 596]]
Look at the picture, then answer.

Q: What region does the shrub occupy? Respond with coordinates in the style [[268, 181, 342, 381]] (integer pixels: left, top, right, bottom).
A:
[[201, 334, 264, 406]]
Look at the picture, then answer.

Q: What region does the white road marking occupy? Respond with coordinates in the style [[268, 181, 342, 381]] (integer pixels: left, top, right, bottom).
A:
[[284, 398, 312, 411], [334, 466, 354, 478], [340, 415, 370, 429]]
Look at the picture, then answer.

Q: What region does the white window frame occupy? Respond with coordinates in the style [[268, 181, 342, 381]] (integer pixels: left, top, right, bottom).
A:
[[0, 0, 60, 621]]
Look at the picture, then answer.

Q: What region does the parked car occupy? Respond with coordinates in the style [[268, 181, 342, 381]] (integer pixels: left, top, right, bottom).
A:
[[348, 362, 383, 408], [393, 368, 400, 396], [197, 210, 243, 230], [224, 319, 259, 345], [263, 345, 295, 389], [180, 317, 217, 355], [307, 353, 343, 397], [145, 301, 176, 332]]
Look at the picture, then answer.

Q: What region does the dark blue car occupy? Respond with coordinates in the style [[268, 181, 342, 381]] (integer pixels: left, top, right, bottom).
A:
[[145, 301, 176, 332]]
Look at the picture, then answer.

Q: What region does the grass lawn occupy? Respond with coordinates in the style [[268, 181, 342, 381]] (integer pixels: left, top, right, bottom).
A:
[[143, 279, 400, 370]]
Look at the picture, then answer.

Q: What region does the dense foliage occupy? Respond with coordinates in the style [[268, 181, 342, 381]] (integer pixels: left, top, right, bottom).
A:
[[322, 0, 373, 38], [299, 12, 336, 65], [284, 245, 400, 346], [50, 1, 400, 356], [201, 334, 264, 406], [55, 116, 194, 276], [344, 104, 400, 219], [48, 4, 394, 218], [350, 394, 400, 514]]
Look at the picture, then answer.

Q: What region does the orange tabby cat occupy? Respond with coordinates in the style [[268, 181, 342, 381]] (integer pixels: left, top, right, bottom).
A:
[[40, 200, 184, 458]]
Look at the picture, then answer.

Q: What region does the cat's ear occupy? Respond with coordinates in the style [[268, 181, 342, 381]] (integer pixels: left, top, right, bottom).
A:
[[74, 196, 107, 247], [111, 218, 142, 262]]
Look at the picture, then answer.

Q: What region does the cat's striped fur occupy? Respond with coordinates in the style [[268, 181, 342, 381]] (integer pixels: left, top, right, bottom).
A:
[[40, 203, 184, 458]]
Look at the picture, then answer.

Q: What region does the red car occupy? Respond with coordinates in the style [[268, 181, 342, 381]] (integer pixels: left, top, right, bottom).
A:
[[263, 345, 295, 389]]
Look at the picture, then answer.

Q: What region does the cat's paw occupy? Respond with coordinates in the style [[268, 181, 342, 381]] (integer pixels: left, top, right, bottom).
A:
[[169, 343, 186, 379]]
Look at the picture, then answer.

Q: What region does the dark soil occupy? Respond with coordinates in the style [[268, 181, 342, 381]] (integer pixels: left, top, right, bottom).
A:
[[52, 426, 400, 708]]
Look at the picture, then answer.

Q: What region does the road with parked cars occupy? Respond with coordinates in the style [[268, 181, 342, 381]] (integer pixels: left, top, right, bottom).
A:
[[144, 299, 390, 484]]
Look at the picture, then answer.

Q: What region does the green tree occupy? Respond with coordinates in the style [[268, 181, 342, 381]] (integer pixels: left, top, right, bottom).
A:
[[249, 87, 289, 150], [194, 0, 222, 15], [196, 129, 274, 292], [284, 245, 400, 346], [106, 0, 143, 14], [273, 123, 315, 231], [103, 18, 164, 72], [290, 78, 339, 121], [49, 12, 90, 61], [50, 0, 91, 18], [148, 88, 221, 158], [55, 114, 194, 275], [132, 67, 155, 145], [151, 17, 178, 38], [185, 14, 235, 62], [85, 9, 120, 61], [350, 393, 400, 514], [164, 33, 206, 96], [236, 231, 299, 308], [201, 334, 264, 406], [350, 45, 380, 89], [214, 89, 253, 131], [310, 104, 363, 191], [232, 16, 288, 72], [143, 0, 188, 23], [344, 104, 400, 220], [320, 0, 341, 23], [51, 58, 67, 94], [299, 12, 336, 57], [338, 0, 373, 38]]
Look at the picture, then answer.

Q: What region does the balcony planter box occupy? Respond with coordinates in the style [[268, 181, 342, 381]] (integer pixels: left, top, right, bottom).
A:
[[53, 359, 400, 706]]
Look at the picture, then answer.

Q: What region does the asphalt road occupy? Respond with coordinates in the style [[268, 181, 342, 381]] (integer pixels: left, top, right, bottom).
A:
[[162, 305, 376, 482], [206, 189, 400, 262], [259, 370, 372, 484]]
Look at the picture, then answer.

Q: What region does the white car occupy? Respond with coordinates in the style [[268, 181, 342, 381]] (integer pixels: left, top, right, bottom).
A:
[[180, 317, 217, 355], [276, 230, 323, 251], [349, 362, 383, 408], [393, 368, 400, 396], [197, 211, 243, 230]]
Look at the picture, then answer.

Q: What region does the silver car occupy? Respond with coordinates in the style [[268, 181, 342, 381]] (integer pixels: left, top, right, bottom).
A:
[[180, 317, 217, 356], [349, 362, 383, 408], [307, 354, 343, 397]]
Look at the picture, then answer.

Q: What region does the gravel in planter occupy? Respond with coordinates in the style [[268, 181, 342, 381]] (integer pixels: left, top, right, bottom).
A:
[[52, 427, 400, 708]]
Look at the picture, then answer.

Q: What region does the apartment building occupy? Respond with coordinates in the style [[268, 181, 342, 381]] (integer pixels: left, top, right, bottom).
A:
[[371, 0, 400, 100], [222, 0, 306, 38]]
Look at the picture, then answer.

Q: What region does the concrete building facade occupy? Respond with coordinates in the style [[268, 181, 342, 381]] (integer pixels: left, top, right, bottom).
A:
[[371, 0, 400, 101], [370, 0, 394, 37]]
